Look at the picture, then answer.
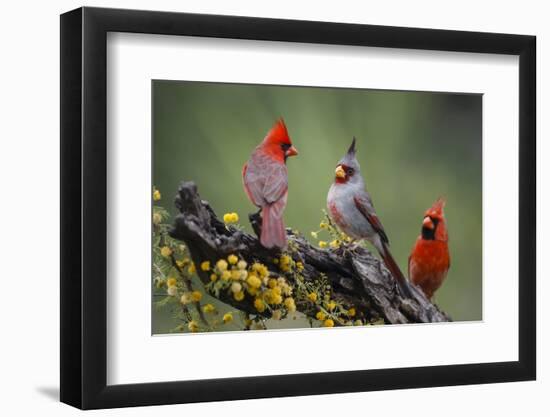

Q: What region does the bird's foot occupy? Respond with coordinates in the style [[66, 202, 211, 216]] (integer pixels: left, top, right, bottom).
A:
[[341, 240, 362, 258]]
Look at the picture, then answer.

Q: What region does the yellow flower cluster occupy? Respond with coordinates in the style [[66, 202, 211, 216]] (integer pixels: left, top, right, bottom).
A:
[[223, 312, 233, 323], [203, 303, 215, 313], [223, 212, 239, 224], [188, 320, 199, 332], [323, 319, 335, 328], [284, 297, 296, 312], [206, 255, 299, 319], [153, 212, 162, 225], [160, 246, 172, 258], [310, 212, 353, 249], [176, 257, 190, 268], [153, 188, 161, 201], [329, 240, 340, 249], [166, 276, 178, 296]]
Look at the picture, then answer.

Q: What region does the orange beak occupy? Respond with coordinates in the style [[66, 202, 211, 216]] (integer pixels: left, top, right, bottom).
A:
[[285, 145, 298, 157], [422, 216, 434, 230]]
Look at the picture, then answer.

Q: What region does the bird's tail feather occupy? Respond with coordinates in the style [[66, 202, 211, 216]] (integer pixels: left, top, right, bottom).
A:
[[260, 204, 286, 249], [380, 243, 413, 298]]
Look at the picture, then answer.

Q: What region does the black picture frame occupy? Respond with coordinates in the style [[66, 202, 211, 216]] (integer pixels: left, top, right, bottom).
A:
[[60, 6, 536, 410]]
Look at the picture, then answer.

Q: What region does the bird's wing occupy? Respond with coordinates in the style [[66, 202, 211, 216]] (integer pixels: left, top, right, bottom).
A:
[[242, 162, 260, 206], [262, 162, 288, 204], [353, 193, 389, 245], [243, 155, 288, 206]]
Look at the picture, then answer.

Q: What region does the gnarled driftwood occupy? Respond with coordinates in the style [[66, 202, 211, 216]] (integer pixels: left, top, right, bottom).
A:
[[170, 181, 450, 324]]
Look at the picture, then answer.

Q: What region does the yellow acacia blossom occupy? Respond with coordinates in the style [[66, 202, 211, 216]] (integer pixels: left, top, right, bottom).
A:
[[216, 259, 228, 272], [316, 311, 326, 321], [284, 297, 296, 312], [296, 262, 304, 272], [310, 231, 318, 239], [166, 277, 177, 287], [203, 304, 215, 313], [160, 246, 172, 258], [153, 188, 161, 201], [320, 221, 328, 229], [167, 286, 177, 296], [329, 240, 340, 249], [263, 289, 282, 305], [254, 298, 266, 312], [279, 254, 292, 272], [188, 263, 196, 274], [227, 254, 238, 265], [231, 282, 242, 294], [221, 270, 231, 281], [252, 263, 268, 278], [319, 241, 328, 248], [210, 273, 218, 282], [347, 308, 356, 317], [327, 301, 337, 311], [307, 292, 318, 302], [246, 275, 262, 289], [247, 286, 258, 296], [188, 320, 199, 332], [200, 261, 210, 271], [237, 260, 247, 270], [272, 310, 282, 320], [153, 212, 162, 225], [234, 291, 245, 301], [191, 291, 202, 302], [223, 312, 233, 323], [323, 319, 335, 327], [223, 212, 239, 224], [180, 292, 192, 304]]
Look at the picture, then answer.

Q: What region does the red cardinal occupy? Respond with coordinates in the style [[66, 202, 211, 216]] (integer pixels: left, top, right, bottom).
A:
[[327, 138, 412, 296], [408, 198, 450, 299], [242, 119, 298, 249]]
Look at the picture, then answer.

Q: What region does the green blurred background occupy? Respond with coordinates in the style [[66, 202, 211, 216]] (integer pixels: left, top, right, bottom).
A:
[[152, 80, 482, 332]]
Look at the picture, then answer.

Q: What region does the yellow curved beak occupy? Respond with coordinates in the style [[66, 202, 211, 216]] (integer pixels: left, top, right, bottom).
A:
[[335, 165, 346, 179]]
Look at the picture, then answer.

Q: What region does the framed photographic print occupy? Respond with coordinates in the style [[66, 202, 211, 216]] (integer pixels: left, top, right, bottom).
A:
[[60, 6, 536, 409]]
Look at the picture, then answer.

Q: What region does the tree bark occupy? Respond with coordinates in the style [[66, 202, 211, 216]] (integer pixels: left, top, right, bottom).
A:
[[170, 181, 450, 324]]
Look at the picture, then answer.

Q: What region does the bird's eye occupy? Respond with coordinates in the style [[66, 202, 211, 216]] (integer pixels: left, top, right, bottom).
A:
[[346, 168, 354, 175], [281, 143, 291, 152]]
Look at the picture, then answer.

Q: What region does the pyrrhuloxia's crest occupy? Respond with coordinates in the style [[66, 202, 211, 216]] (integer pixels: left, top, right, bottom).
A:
[[347, 137, 357, 156]]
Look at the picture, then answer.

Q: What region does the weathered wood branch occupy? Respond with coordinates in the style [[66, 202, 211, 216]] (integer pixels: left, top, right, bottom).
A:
[[170, 181, 450, 324]]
